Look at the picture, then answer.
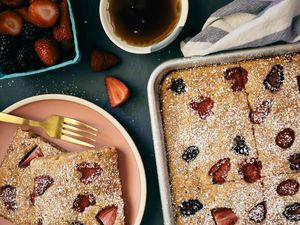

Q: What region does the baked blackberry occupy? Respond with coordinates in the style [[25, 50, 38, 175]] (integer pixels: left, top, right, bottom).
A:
[[263, 64, 284, 92], [70, 222, 84, 225], [182, 146, 199, 163], [283, 203, 300, 221], [169, 78, 186, 94], [16, 45, 40, 72], [232, 135, 249, 156], [179, 199, 203, 216], [0, 35, 16, 65], [288, 153, 300, 171], [1, 60, 19, 74]]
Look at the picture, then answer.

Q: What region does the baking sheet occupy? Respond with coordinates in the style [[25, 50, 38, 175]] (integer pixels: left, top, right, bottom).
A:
[[147, 42, 300, 225]]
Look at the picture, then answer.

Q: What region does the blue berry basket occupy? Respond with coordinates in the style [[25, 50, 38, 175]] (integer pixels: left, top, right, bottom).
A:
[[0, 0, 80, 80]]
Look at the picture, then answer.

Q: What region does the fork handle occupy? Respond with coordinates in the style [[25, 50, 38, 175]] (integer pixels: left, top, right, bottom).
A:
[[0, 112, 41, 127]]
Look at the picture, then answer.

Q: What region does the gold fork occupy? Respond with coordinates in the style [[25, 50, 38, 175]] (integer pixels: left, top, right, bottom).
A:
[[0, 113, 98, 148]]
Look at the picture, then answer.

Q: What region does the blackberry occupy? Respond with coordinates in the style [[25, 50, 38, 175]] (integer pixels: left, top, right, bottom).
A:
[[16, 45, 40, 72], [182, 146, 199, 163], [169, 78, 186, 94], [1, 60, 19, 74], [283, 203, 300, 221], [232, 135, 249, 156], [70, 222, 84, 225], [179, 199, 203, 216], [263, 64, 284, 92], [20, 22, 41, 42], [0, 35, 17, 65], [288, 153, 300, 171]]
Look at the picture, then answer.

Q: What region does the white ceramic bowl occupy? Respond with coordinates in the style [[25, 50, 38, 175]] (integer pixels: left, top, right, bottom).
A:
[[99, 0, 189, 54]]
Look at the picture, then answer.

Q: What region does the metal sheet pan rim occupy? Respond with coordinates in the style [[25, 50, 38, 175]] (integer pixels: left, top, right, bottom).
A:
[[147, 42, 300, 225]]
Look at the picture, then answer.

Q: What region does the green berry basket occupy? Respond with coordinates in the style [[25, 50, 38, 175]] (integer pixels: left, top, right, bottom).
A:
[[0, 0, 80, 80]]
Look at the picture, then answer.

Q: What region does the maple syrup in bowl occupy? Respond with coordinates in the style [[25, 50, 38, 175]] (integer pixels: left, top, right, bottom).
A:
[[99, 0, 189, 54]]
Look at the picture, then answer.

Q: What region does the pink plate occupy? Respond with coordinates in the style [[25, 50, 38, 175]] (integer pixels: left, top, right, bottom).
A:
[[0, 94, 147, 225]]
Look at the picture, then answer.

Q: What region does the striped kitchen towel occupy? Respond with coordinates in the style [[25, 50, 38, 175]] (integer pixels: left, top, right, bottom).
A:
[[181, 0, 300, 57]]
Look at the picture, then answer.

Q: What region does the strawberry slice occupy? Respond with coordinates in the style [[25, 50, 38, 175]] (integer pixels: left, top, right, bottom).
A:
[[53, 0, 73, 42], [212, 208, 238, 225], [28, 0, 59, 28], [90, 49, 118, 72], [34, 38, 60, 66], [1, 0, 24, 8], [96, 206, 118, 225], [105, 76, 130, 108], [0, 10, 23, 36], [19, 146, 44, 168]]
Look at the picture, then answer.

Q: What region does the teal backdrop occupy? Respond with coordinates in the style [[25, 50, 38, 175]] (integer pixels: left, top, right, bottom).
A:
[[0, 0, 232, 224]]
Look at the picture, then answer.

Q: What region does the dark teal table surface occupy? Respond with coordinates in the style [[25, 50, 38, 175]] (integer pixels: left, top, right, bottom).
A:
[[0, 0, 232, 224]]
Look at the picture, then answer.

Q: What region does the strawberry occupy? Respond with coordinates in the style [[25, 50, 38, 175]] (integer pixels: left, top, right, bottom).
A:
[[105, 76, 130, 108], [0, 10, 23, 36], [190, 96, 214, 120], [96, 206, 118, 225], [1, 0, 24, 8], [249, 100, 273, 124], [90, 49, 118, 72], [73, 194, 96, 213], [15, 7, 29, 21], [19, 146, 44, 168], [76, 162, 102, 185], [211, 208, 238, 225], [34, 38, 60, 66], [276, 179, 299, 196], [28, 0, 60, 28], [239, 158, 262, 183], [53, 0, 73, 42], [275, 128, 295, 149], [208, 158, 231, 184], [224, 67, 248, 92]]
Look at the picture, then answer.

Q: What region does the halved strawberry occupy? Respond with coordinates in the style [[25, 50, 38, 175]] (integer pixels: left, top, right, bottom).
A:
[[211, 208, 238, 225], [34, 38, 60, 66], [105, 76, 130, 108], [96, 206, 118, 225], [15, 7, 29, 21], [90, 49, 118, 72], [53, 0, 73, 42], [1, 0, 24, 8], [28, 0, 59, 28], [0, 10, 23, 36]]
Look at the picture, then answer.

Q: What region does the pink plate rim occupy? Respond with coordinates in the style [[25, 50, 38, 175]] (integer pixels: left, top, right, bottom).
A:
[[2, 94, 147, 225]]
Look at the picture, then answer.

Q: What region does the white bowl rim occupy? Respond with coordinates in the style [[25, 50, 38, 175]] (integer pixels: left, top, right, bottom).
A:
[[2, 94, 147, 225], [99, 0, 189, 54]]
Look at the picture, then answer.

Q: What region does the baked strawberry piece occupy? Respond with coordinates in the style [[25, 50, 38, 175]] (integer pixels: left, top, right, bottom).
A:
[[29, 147, 125, 225], [0, 128, 63, 225]]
